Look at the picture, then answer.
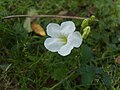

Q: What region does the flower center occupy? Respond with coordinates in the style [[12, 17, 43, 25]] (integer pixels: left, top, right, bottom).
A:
[[59, 35, 67, 45]]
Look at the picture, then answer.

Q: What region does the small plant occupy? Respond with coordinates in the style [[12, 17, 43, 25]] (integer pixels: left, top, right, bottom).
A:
[[0, 0, 119, 90]]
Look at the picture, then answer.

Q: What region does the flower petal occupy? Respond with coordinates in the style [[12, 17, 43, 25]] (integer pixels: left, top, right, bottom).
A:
[[47, 23, 61, 37], [68, 31, 82, 48], [61, 21, 76, 35], [58, 44, 73, 56], [44, 38, 64, 52]]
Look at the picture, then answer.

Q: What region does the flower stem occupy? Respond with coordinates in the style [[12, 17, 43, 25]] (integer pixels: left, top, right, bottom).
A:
[[2, 15, 99, 21]]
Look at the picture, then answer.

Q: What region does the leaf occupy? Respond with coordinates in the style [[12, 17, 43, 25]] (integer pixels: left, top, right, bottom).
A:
[[23, 8, 38, 32], [102, 72, 112, 89], [52, 67, 67, 81], [80, 44, 93, 63], [31, 22, 46, 36], [58, 10, 68, 15], [78, 65, 96, 88]]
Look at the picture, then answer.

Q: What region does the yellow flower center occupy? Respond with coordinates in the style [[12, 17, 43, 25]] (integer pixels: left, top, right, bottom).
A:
[[59, 35, 67, 45]]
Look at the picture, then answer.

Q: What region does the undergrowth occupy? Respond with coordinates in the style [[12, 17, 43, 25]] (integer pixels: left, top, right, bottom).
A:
[[0, 0, 120, 90]]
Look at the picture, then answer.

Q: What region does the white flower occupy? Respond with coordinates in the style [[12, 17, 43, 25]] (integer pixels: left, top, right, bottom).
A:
[[44, 21, 82, 56]]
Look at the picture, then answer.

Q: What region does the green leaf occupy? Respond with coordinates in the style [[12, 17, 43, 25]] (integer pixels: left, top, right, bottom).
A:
[[78, 65, 96, 88], [52, 67, 68, 81], [63, 80, 75, 90], [91, 31, 101, 40], [80, 44, 93, 63], [102, 72, 112, 89]]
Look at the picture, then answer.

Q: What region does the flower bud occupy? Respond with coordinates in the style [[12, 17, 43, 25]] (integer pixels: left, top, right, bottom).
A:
[[81, 19, 89, 29], [82, 26, 91, 39], [90, 15, 95, 23]]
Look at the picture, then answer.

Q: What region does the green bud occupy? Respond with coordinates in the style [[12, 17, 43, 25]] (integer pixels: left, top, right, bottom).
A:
[[82, 26, 91, 39], [90, 15, 95, 23], [81, 19, 89, 29]]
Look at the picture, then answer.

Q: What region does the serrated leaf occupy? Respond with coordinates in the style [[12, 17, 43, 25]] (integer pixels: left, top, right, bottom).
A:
[[102, 72, 112, 89], [31, 22, 46, 36], [80, 44, 93, 63], [78, 65, 96, 88]]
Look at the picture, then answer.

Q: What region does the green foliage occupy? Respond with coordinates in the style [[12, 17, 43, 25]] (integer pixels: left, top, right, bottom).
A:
[[51, 65, 68, 81], [80, 44, 93, 63], [0, 0, 120, 90]]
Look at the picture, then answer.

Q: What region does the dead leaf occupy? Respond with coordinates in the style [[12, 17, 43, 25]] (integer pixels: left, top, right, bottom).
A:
[[116, 55, 120, 64], [58, 10, 68, 15], [31, 22, 46, 36]]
